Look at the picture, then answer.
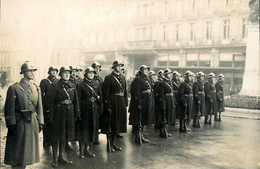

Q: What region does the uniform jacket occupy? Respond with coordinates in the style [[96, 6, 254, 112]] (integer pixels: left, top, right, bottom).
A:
[[193, 80, 206, 116], [204, 81, 217, 115], [215, 81, 225, 112]]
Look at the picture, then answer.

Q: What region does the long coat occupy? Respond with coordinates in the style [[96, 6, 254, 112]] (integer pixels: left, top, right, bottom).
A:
[[102, 71, 128, 135], [153, 79, 163, 125], [178, 80, 194, 121], [93, 74, 104, 130], [172, 79, 180, 119], [204, 81, 217, 116], [157, 78, 176, 124], [4, 79, 44, 166], [77, 79, 103, 143], [193, 81, 206, 117], [215, 81, 225, 112], [46, 80, 80, 142], [39, 76, 58, 143], [129, 74, 154, 126]]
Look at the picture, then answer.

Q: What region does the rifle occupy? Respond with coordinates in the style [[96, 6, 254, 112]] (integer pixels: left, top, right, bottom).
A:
[[197, 104, 201, 127], [106, 110, 113, 152], [136, 106, 142, 144]]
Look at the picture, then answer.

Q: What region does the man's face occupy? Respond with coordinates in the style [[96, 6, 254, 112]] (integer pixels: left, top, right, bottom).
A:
[[199, 76, 205, 81], [143, 69, 149, 76], [188, 75, 193, 82], [24, 70, 35, 80], [219, 77, 225, 82], [166, 73, 173, 79], [50, 70, 57, 77], [61, 71, 70, 81], [71, 70, 77, 77], [77, 70, 81, 77], [114, 65, 122, 72], [86, 72, 94, 80], [151, 75, 158, 82], [95, 67, 101, 74]]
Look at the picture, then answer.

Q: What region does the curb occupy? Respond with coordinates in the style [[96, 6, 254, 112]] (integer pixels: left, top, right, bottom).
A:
[[222, 114, 260, 120], [225, 107, 260, 114]]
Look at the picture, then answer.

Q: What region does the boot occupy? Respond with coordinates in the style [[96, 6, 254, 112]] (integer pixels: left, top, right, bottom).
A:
[[84, 144, 96, 158], [159, 124, 167, 138], [79, 142, 85, 159], [183, 120, 191, 133], [111, 135, 122, 151], [134, 126, 142, 145], [141, 126, 149, 143], [214, 112, 218, 121], [179, 119, 184, 132], [52, 142, 58, 167], [58, 142, 73, 165], [208, 114, 212, 124], [193, 116, 199, 127], [197, 117, 201, 128], [204, 115, 208, 124], [65, 142, 73, 151], [219, 112, 222, 121]]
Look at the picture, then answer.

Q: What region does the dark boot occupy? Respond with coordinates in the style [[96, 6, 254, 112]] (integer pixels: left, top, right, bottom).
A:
[[204, 115, 208, 124], [214, 112, 218, 121], [141, 126, 149, 143], [219, 112, 222, 121], [183, 120, 191, 133], [159, 124, 167, 138], [111, 135, 122, 151], [58, 142, 73, 165], [134, 126, 142, 145], [65, 142, 73, 151], [52, 142, 58, 167], [85, 144, 96, 158], [179, 119, 184, 132], [193, 116, 199, 127], [79, 142, 85, 159], [11, 164, 26, 169], [209, 114, 212, 124]]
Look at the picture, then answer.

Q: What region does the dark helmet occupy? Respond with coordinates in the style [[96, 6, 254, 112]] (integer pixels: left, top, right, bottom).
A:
[[196, 71, 205, 78], [164, 68, 173, 75], [91, 61, 102, 68], [48, 66, 58, 74], [218, 74, 225, 79], [20, 61, 37, 74], [112, 60, 124, 68], [84, 67, 95, 77], [149, 70, 156, 76], [208, 72, 216, 79], [184, 70, 195, 77], [157, 69, 164, 76], [172, 71, 181, 76], [59, 66, 71, 76], [139, 65, 150, 71]]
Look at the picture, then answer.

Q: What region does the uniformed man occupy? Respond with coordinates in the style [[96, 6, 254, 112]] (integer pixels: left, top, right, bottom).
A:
[[204, 73, 217, 124], [193, 71, 206, 128], [46, 66, 80, 166], [129, 65, 154, 144], [77, 67, 103, 159], [153, 70, 164, 129], [157, 68, 176, 138], [40, 66, 59, 148], [178, 70, 194, 133], [91, 61, 103, 88], [4, 61, 44, 169], [102, 60, 128, 151], [70, 66, 82, 84], [172, 71, 181, 124], [215, 74, 225, 121]]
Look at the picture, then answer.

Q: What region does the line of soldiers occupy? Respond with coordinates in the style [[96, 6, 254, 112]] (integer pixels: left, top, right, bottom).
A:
[[3, 61, 225, 168]]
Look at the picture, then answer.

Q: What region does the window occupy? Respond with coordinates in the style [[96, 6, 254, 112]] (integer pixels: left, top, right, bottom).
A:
[[208, 0, 211, 7], [242, 19, 247, 39], [176, 25, 179, 42], [190, 23, 195, 41], [219, 61, 232, 67], [142, 28, 146, 41], [206, 21, 212, 41], [192, 0, 196, 10], [169, 61, 179, 67], [163, 26, 167, 41], [187, 61, 198, 67], [164, 1, 168, 15], [143, 4, 148, 17], [158, 61, 167, 66], [223, 19, 230, 40], [199, 61, 210, 67], [225, 0, 230, 6], [149, 27, 153, 40]]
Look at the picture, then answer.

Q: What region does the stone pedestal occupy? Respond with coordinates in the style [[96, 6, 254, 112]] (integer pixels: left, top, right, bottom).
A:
[[240, 24, 260, 96]]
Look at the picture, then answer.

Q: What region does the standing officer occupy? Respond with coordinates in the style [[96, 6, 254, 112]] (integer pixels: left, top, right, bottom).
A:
[[4, 61, 44, 169], [204, 73, 217, 124], [91, 61, 103, 88], [40, 66, 59, 148], [102, 60, 128, 151], [157, 68, 176, 138], [172, 71, 181, 124], [215, 74, 225, 121], [70, 66, 82, 84], [153, 70, 164, 129], [178, 70, 194, 133], [192, 71, 206, 128], [129, 65, 154, 144], [77, 67, 103, 158], [46, 66, 80, 166]]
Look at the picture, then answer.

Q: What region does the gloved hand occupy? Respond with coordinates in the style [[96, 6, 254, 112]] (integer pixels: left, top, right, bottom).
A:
[[39, 124, 44, 133], [8, 125, 16, 136]]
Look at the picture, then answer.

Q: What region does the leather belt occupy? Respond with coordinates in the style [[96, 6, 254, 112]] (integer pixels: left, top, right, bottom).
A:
[[142, 89, 151, 93], [198, 91, 205, 95], [59, 99, 72, 104], [217, 91, 223, 93], [173, 90, 178, 93], [184, 94, 193, 98], [165, 93, 174, 96], [114, 92, 124, 96]]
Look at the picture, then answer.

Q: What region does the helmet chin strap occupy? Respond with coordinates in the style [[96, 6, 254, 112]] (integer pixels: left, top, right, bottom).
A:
[[24, 72, 33, 80]]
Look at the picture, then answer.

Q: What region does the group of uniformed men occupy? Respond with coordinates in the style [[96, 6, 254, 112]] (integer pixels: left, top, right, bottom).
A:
[[3, 60, 225, 168]]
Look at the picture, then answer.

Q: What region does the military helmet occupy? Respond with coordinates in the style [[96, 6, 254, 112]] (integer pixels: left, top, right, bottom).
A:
[[157, 69, 164, 76], [172, 71, 181, 76], [208, 72, 216, 79], [91, 61, 102, 68], [196, 71, 205, 78], [70, 65, 82, 71], [164, 68, 173, 75], [84, 67, 95, 74], [112, 60, 124, 68], [20, 61, 37, 74], [48, 66, 58, 74], [184, 70, 194, 77], [59, 66, 71, 76], [218, 74, 225, 79], [149, 70, 156, 76], [139, 65, 150, 71]]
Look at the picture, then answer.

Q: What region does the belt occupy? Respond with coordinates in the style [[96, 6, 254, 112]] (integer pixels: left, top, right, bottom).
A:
[[165, 93, 174, 96], [184, 94, 193, 98], [217, 91, 223, 93], [114, 92, 124, 96], [142, 89, 151, 93], [198, 91, 205, 95], [210, 90, 216, 93], [173, 90, 178, 93], [59, 99, 72, 104]]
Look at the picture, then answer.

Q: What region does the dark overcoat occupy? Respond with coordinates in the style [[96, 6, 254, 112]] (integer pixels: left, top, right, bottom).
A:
[[172, 79, 180, 119], [215, 81, 225, 112], [178, 80, 194, 121], [193, 81, 206, 117], [4, 79, 44, 166], [129, 74, 154, 126], [102, 71, 128, 135], [46, 80, 80, 142], [77, 79, 103, 143], [93, 74, 104, 130], [153, 79, 163, 125], [157, 78, 176, 124], [204, 81, 217, 116], [39, 76, 58, 143]]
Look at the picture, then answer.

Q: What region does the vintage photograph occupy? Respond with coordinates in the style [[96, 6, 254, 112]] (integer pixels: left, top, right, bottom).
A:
[[0, 0, 259, 168]]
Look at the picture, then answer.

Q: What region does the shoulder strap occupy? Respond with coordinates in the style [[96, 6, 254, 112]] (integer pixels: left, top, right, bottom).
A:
[[112, 75, 123, 89], [15, 83, 37, 108], [84, 82, 98, 98]]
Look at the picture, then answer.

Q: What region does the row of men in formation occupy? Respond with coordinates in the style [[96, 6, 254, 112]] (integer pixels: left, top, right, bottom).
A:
[[3, 60, 225, 168]]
